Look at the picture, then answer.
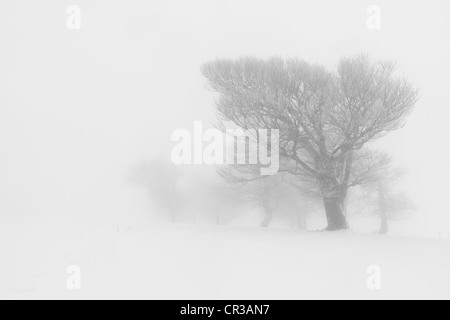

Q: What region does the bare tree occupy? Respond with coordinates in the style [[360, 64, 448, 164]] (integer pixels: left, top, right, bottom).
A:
[[219, 167, 284, 227], [273, 176, 316, 230], [129, 159, 183, 222], [360, 167, 415, 234], [202, 55, 418, 231], [219, 166, 313, 229], [208, 179, 248, 225]]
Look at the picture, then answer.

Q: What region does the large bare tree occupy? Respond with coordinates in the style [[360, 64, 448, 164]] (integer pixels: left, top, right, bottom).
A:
[[202, 55, 418, 231]]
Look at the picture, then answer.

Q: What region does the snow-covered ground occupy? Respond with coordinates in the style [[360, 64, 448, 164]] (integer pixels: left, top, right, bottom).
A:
[[1, 217, 449, 300]]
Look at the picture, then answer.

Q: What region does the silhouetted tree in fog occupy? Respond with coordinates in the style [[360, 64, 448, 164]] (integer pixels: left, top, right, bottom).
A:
[[130, 159, 183, 222], [219, 166, 284, 227], [360, 166, 415, 234], [219, 165, 313, 229], [202, 55, 418, 231]]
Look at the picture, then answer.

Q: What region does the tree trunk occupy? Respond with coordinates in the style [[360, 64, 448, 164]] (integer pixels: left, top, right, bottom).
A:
[[378, 211, 388, 235], [323, 196, 348, 231], [319, 174, 348, 231], [297, 212, 307, 231], [377, 182, 388, 235], [261, 208, 273, 228]]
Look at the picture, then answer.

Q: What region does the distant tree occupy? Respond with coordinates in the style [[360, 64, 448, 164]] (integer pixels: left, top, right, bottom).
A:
[[202, 55, 418, 231], [180, 169, 245, 225], [361, 167, 415, 234], [208, 179, 247, 225], [219, 167, 311, 229], [236, 173, 284, 228], [274, 176, 316, 230], [130, 159, 183, 222]]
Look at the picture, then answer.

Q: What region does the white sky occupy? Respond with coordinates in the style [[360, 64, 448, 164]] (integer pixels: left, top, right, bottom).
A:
[[0, 0, 449, 234]]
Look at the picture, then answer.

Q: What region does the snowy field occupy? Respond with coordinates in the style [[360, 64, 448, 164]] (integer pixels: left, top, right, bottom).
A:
[[1, 217, 450, 300]]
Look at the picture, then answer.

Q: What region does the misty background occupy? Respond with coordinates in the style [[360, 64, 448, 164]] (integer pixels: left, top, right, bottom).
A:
[[1, 0, 450, 237]]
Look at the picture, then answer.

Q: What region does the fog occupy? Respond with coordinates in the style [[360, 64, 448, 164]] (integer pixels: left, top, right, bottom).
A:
[[1, 0, 450, 300]]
